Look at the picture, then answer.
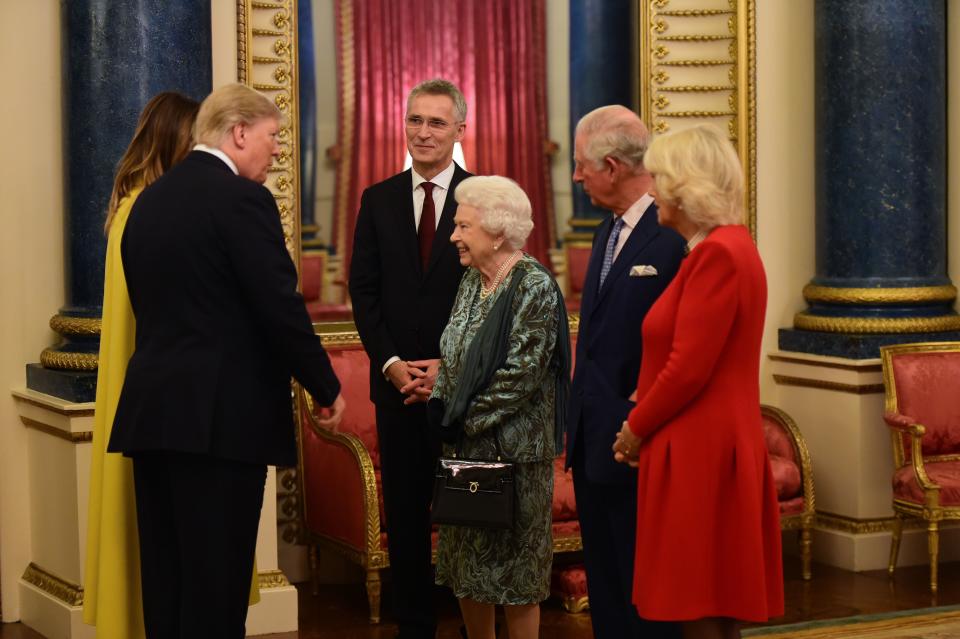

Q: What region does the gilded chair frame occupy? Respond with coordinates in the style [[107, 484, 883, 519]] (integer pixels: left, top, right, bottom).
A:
[[761, 404, 815, 580], [880, 341, 960, 593]]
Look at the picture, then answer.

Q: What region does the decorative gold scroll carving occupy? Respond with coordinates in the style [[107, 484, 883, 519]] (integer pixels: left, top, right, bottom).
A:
[[803, 284, 958, 305], [793, 313, 960, 334], [237, 0, 300, 263], [22, 563, 83, 606], [258, 569, 291, 589], [49, 314, 101, 336], [641, 0, 757, 236], [39, 348, 98, 371]]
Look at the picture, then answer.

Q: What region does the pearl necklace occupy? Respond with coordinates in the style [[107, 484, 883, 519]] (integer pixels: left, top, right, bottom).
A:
[[480, 250, 521, 299]]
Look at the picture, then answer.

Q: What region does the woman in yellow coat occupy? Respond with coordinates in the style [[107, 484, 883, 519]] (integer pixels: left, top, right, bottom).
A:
[[83, 92, 201, 637]]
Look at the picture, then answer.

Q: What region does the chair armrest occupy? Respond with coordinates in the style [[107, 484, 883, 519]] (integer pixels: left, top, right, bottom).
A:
[[298, 387, 382, 557], [883, 411, 926, 436], [883, 412, 939, 492]]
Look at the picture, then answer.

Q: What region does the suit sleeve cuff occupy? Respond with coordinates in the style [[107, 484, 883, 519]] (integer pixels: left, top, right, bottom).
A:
[[382, 356, 401, 376]]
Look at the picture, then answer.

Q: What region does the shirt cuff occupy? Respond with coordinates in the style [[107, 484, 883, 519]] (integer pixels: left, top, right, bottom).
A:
[[382, 356, 401, 376]]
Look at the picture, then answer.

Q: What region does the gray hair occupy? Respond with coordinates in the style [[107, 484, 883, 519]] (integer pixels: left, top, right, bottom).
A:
[[574, 105, 650, 172], [406, 78, 467, 123], [195, 83, 282, 147], [454, 176, 534, 249]]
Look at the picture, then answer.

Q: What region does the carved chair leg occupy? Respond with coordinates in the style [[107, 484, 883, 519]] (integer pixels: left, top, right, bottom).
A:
[[799, 518, 813, 581], [366, 568, 382, 624], [928, 521, 940, 594], [308, 544, 320, 596], [888, 514, 903, 576]]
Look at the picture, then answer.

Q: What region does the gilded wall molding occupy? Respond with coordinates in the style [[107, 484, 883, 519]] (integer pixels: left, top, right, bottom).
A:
[[772, 375, 884, 395], [237, 0, 300, 263], [641, 0, 757, 236], [803, 284, 958, 305], [794, 312, 960, 334], [20, 416, 93, 443], [22, 563, 83, 606], [258, 569, 291, 589]]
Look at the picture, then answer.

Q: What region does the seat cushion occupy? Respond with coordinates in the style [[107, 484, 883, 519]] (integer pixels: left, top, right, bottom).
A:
[[551, 564, 589, 612], [779, 496, 805, 516], [892, 461, 960, 506], [769, 454, 802, 500], [553, 457, 578, 521]]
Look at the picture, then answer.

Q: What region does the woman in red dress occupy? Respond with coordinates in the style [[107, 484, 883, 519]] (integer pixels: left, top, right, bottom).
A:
[[613, 123, 784, 639]]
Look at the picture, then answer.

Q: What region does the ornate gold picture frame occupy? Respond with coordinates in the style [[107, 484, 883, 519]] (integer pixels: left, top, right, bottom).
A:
[[640, 0, 757, 235]]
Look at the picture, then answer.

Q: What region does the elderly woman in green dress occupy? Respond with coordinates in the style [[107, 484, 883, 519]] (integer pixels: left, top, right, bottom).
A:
[[429, 175, 570, 639]]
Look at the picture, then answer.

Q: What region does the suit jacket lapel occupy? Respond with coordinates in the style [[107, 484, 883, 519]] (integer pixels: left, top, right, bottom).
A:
[[391, 170, 422, 275], [581, 216, 612, 321], [593, 203, 660, 307], [425, 164, 468, 276]]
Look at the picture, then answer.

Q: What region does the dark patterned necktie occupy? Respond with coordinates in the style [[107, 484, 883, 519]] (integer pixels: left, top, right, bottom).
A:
[[599, 215, 625, 288], [419, 182, 436, 269]]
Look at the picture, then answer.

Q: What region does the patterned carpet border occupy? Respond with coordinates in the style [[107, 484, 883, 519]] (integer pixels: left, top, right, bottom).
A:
[[743, 605, 960, 638]]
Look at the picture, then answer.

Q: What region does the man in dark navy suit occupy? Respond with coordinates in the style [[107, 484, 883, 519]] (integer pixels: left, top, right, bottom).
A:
[[349, 79, 470, 639], [110, 84, 344, 638], [567, 105, 685, 639]]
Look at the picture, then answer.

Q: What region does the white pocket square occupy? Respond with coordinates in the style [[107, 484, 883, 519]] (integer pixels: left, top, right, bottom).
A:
[[630, 265, 658, 277]]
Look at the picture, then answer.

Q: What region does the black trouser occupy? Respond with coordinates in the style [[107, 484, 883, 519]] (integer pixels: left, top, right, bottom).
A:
[[376, 401, 441, 639], [132, 451, 267, 639], [572, 436, 681, 639]]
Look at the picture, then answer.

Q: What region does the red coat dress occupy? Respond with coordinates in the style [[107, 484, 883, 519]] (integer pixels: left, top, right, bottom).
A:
[[626, 224, 784, 622]]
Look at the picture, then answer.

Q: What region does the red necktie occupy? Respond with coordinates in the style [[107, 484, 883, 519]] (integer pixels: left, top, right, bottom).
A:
[[419, 182, 436, 270]]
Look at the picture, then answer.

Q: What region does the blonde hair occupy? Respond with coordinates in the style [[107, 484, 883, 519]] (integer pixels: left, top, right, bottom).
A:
[[194, 83, 282, 147], [575, 105, 650, 172], [643, 123, 743, 228], [455, 176, 534, 249], [105, 92, 199, 233]]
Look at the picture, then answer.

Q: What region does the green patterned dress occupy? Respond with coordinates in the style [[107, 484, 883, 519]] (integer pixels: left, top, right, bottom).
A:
[[433, 255, 561, 605]]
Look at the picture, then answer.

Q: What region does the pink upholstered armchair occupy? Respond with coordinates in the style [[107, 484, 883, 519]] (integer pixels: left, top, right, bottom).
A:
[[761, 404, 816, 580], [880, 342, 960, 593]]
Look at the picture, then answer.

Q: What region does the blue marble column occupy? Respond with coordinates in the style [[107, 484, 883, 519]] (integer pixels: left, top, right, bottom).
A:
[[299, 0, 321, 249], [568, 0, 634, 226], [26, 0, 212, 401], [779, 0, 960, 358]]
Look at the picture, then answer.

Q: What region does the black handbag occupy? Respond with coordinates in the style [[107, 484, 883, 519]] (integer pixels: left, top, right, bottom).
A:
[[430, 433, 515, 530]]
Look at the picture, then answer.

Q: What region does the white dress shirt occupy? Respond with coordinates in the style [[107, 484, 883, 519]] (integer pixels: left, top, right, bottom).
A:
[[382, 161, 457, 375], [612, 193, 654, 261], [194, 144, 239, 175], [411, 161, 456, 231]]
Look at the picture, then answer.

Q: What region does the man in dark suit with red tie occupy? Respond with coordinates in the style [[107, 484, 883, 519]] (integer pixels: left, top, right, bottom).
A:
[[566, 105, 685, 639], [349, 78, 471, 639]]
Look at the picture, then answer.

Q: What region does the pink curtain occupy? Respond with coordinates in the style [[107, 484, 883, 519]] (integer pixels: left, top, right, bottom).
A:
[[332, 0, 555, 280]]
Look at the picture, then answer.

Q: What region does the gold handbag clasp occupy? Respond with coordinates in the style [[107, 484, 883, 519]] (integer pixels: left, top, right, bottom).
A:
[[469, 481, 479, 493]]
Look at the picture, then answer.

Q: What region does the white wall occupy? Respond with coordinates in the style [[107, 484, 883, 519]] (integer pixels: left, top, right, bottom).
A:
[[0, 1, 65, 620], [755, 0, 816, 400]]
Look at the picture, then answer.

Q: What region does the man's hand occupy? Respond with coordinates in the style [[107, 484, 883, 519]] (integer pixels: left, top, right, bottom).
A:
[[400, 358, 440, 405], [314, 394, 346, 432], [612, 420, 641, 468], [385, 360, 416, 393]]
